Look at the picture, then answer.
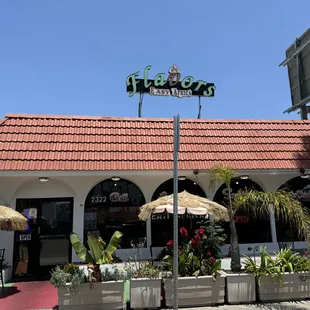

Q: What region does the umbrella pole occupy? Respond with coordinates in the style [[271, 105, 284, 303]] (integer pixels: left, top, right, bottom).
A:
[[173, 115, 180, 310]]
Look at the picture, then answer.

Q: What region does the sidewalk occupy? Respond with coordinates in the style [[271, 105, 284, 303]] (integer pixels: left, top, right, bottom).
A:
[[174, 302, 310, 309]]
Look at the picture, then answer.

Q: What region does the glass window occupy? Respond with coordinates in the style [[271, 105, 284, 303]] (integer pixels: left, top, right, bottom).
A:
[[276, 177, 310, 242], [213, 178, 272, 244], [84, 178, 146, 248], [151, 178, 207, 247]]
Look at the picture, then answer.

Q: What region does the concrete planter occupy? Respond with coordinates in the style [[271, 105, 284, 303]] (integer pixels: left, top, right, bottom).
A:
[[224, 272, 256, 304], [163, 274, 226, 307], [258, 272, 310, 302], [2, 266, 12, 283], [130, 278, 161, 309], [58, 281, 124, 310]]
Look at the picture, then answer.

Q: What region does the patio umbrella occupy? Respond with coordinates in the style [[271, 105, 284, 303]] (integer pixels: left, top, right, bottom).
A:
[[0, 205, 28, 231], [138, 190, 230, 222]]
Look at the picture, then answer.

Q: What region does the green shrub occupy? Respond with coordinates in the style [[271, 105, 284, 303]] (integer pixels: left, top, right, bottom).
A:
[[50, 264, 86, 294], [244, 246, 310, 286]]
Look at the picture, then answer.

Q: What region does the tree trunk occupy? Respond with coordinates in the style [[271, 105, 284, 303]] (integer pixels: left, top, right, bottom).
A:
[[88, 263, 101, 283], [228, 206, 241, 272]]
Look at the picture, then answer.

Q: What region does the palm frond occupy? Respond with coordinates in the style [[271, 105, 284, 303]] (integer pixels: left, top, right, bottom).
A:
[[209, 166, 236, 191], [233, 189, 310, 239]]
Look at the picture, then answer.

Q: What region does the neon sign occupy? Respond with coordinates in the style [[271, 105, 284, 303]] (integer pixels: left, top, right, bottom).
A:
[[126, 65, 216, 98]]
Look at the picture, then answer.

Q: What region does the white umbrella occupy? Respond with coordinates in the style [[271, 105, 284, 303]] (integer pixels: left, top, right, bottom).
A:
[[138, 190, 229, 222]]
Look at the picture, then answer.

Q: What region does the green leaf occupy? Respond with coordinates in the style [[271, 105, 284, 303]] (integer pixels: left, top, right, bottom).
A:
[[98, 237, 106, 248], [105, 231, 123, 256], [70, 232, 94, 264], [193, 270, 200, 277], [87, 232, 104, 263]]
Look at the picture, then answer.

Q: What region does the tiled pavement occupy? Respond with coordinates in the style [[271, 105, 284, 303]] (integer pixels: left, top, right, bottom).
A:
[[2, 279, 310, 310]]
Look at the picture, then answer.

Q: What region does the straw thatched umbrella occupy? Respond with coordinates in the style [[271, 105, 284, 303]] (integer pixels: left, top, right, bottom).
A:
[[138, 190, 230, 222], [0, 205, 28, 231]]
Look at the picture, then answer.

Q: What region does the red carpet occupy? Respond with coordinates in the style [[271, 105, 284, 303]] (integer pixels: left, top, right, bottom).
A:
[[0, 281, 58, 310]]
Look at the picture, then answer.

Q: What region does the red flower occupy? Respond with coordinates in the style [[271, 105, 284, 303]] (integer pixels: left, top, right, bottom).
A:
[[167, 240, 174, 248], [191, 238, 198, 246], [210, 257, 216, 263], [194, 234, 201, 241], [304, 251, 308, 256], [180, 227, 188, 237], [178, 248, 185, 255], [198, 228, 205, 235]]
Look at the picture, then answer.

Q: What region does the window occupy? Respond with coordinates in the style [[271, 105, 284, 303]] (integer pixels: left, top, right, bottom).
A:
[[84, 178, 146, 248], [276, 177, 310, 242], [151, 178, 207, 246], [213, 178, 272, 244]]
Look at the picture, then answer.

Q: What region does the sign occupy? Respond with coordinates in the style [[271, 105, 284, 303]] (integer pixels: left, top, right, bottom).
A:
[[234, 215, 250, 223], [151, 213, 207, 220], [126, 65, 216, 98], [20, 234, 31, 241], [90, 192, 129, 203]]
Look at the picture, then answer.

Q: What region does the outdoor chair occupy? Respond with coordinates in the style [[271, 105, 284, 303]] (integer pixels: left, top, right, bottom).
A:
[[0, 248, 5, 291]]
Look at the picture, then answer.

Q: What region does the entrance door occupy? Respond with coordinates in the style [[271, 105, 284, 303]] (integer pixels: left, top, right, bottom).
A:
[[13, 198, 74, 279]]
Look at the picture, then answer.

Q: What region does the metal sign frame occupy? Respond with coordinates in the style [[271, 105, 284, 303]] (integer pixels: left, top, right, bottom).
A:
[[172, 114, 180, 310], [280, 28, 310, 119]]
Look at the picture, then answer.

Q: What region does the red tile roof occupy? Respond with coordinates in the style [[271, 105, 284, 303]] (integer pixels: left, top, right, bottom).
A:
[[0, 113, 309, 171]]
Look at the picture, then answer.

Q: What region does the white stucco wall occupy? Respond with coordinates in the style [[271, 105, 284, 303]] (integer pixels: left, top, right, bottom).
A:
[[0, 170, 306, 276]]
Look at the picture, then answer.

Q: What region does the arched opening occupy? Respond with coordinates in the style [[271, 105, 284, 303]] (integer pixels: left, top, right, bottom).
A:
[[213, 178, 272, 244], [151, 178, 207, 247], [84, 178, 146, 248], [276, 176, 310, 242]]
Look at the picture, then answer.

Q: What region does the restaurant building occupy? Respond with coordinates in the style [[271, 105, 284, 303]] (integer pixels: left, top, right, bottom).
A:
[[0, 113, 310, 279]]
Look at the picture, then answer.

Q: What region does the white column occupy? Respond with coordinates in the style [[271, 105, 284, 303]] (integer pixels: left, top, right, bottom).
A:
[[71, 198, 85, 262]]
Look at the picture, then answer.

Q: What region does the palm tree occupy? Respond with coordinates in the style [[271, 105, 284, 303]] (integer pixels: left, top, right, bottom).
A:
[[210, 166, 310, 272]]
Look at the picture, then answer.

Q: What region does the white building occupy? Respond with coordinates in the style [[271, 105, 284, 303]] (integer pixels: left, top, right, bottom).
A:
[[0, 114, 309, 279]]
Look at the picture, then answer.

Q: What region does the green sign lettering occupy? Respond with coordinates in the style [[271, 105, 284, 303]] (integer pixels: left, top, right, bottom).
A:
[[154, 73, 166, 87], [143, 65, 152, 88], [181, 76, 194, 89], [126, 71, 140, 97], [126, 65, 215, 98]]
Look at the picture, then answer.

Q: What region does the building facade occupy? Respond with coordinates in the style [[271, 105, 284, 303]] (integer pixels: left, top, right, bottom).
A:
[[0, 114, 310, 278]]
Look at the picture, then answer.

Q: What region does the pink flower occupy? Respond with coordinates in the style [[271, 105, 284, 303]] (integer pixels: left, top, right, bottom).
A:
[[191, 238, 198, 247], [194, 234, 201, 241], [167, 240, 174, 248], [198, 228, 205, 235], [180, 227, 188, 237]]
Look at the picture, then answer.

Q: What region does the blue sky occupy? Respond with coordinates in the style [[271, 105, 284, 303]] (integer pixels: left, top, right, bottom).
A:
[[0, 1, 309, 120]]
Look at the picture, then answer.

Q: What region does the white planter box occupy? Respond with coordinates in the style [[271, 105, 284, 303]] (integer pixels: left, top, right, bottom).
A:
[[58, 281, 124, 310], [163, 275, 226, 307], [2, 266, 12, 283], [224, 273, 256, 304], [258, 272, 310, 302], [130, 278, 161, 309]]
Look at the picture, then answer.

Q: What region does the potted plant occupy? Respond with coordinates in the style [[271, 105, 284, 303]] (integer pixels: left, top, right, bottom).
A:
[[124, 241, 162, 309], [52, 231, 125, 310], [245, 246, 310, 302], [162, 227, 226, 307], [210, 166, 310, 304]]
